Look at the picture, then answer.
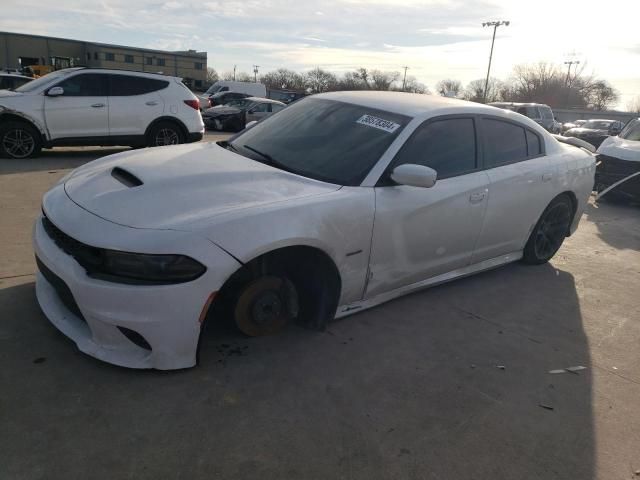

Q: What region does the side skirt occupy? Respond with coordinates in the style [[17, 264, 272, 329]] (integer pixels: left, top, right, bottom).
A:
[[335, 251, 522, 319]]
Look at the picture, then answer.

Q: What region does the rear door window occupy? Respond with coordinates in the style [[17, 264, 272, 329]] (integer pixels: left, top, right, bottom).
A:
[[109, 75, 169, 96], [526, 130, 542, 156], [482, 118, 529, 167]]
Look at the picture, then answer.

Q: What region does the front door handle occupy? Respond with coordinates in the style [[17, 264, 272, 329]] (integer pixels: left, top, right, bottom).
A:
[[469, 192, 486, 204], [542, 173, 553, 182], [91, 103, 105, 108], [145, 101, 158, 106]]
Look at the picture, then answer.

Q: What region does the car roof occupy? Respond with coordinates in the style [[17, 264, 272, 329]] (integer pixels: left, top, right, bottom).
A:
[[315, 91, 510, 117], [585, 118, 616, 122], [56, 67, 179, 80], [489, 102, 551, 108]]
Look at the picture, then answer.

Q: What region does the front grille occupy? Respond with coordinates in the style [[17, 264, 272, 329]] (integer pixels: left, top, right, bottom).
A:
[[42, 214, 104, 274], [36, 256, 86, 322]]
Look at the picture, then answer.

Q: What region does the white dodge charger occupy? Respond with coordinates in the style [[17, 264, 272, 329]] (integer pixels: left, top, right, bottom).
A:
[[34, 92, 596, 370]]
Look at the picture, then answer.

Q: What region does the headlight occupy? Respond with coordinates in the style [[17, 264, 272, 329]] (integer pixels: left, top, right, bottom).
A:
[[92, 251, 206, 284]]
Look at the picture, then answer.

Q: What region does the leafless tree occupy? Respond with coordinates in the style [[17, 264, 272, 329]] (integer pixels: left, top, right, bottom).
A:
[[338, 71, 364, 90], [436, 79, 462, 97], [305, 67, 338, 93], [354, 68, 371, 89], [627, 96, 640, 113], [586, 80, 619, 110], [206, 67, 218, 85], [261, 68, 306, 90], [370, 70, 399, 90], [463, 78, 503, 103]]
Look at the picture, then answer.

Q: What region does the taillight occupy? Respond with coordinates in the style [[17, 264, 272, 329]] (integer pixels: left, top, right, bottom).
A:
[[184, 99, 199, 110]]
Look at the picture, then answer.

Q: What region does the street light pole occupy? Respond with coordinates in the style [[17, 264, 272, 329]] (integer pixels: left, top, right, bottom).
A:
[[482, 20, 509, 103], [402, 66, 409, 91], [253, 65, 260, 82]]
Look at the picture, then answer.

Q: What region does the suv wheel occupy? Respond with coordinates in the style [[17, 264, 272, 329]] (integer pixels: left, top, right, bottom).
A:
[[147, 121, 184, 147], [0, 121, 42, 159]]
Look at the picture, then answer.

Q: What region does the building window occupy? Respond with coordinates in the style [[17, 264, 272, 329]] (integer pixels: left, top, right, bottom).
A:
[[94, 52, 98, 60], [195, 80, 202, 88], [105, 52, 115, 61], [194, 62, 203, 70], [86, 53, 91, 61], [124, 54, 134, 63], [146, 57, 153, 65], [156, 58, 165, 67]]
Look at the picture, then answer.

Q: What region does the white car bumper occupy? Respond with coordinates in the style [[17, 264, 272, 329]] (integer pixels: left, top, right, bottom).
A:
[[33, 188, 241, 370]]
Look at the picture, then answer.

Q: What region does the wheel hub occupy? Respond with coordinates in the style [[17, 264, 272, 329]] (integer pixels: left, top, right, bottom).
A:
[[3, 129, 35, 158], [252, 292, 283, 325]]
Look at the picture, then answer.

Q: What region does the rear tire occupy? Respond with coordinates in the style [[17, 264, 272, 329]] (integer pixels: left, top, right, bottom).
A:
[[0, 121, 42, 159], [147, 121, 184, 147], [522, 195, 573, 265]]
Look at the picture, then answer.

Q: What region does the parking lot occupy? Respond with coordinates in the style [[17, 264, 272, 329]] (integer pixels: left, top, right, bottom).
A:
[[1, 134, 639, 479]]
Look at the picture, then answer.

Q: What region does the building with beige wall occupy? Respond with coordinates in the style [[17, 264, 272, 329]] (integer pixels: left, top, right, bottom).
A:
[[0, 31, 207, 89]]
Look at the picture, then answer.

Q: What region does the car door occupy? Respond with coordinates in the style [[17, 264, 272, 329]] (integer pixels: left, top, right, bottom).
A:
[[246, 102, 270, 122], [366, 116, 491, 298], [107, 74, 167, 138], [44, 73, 109, 139], [471, 116, 556, 263]]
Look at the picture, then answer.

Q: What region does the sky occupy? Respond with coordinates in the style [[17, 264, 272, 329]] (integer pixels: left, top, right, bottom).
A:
[[3, 0, 640, 109]]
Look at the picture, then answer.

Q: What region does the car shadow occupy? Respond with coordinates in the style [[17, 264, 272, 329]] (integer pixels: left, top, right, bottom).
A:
[[0, 147, 130, 175], [0, 262, 595, 479], [584, 200, 640, 251]]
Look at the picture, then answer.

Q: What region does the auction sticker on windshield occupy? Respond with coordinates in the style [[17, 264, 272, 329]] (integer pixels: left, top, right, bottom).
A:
[[356, 114, 401, 133]]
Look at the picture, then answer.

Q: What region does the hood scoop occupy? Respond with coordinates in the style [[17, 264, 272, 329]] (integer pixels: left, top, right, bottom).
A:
[[111, 167, 143, 188]]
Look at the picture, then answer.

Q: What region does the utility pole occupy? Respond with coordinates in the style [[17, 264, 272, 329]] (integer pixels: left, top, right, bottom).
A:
[[482, 20, 509, 103], [402, 66, 409, 91], [564, 60, 580, 108], [233, 65, 236, 81], [253, 65, 260, 82], [564, 60, 580, 87]]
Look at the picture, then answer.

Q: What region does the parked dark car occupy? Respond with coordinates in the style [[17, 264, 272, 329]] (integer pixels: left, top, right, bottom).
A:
[[564, 119, 624, 148], [207, 91, 251, 108], [595, 118, 640, 202], [267, 89, 306, 104], [202, 97, 286, 131], [562, 119, 586, 133], [488, 102, 559, 133]]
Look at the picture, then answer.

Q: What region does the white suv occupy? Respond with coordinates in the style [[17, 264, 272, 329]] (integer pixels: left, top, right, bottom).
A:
[[0, 68, 204, 159]]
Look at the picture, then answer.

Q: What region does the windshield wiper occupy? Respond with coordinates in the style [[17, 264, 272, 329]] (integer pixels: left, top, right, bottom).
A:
[[217, 140, 238, 152], [241, 144, 299, 175]]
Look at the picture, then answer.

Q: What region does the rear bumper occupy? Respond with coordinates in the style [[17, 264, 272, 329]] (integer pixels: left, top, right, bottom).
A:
[[186, 131, 204, 143]]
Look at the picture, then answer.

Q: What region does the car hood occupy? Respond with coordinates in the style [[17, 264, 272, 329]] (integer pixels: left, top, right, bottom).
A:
[[203, 105, 241, 116], [0, 90, 23, 100], [566, 127, 608, 136], [597, 135, 640, 162], [64, 142, 340, 230]]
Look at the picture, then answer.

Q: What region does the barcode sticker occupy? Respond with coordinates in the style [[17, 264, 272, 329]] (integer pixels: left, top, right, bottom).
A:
[[356, 115, 400, 133]]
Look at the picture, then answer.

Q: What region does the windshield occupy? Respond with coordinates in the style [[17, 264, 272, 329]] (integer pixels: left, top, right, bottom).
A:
[[205, 84, 222, 95], [583, 120, 613, 130], [619, 119, 640, 141], [228, 97, 411, 186], [225, 98, 254, 109], [14, 71, 69, 93]]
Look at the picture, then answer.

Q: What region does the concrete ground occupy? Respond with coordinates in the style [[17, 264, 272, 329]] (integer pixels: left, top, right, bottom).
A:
[[1, 136, 639, 480]]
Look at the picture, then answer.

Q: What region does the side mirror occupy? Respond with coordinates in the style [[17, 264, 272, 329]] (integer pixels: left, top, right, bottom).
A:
[[245, 120, 258, 129], [390, 164, 438, 188], [47, 86, 64, 97]]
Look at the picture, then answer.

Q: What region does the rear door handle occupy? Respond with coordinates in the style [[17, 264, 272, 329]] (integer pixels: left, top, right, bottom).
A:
[[542, 173, 553, 182], [145, 101, 158, 106], [469, 192, 486, 204], [91, 103, 105, 108]]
